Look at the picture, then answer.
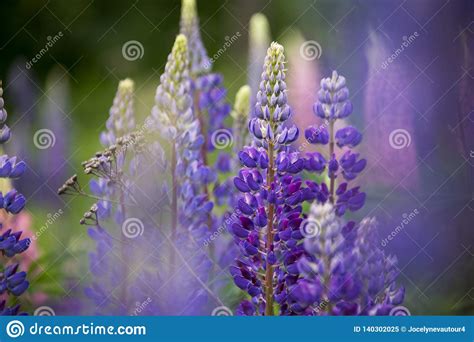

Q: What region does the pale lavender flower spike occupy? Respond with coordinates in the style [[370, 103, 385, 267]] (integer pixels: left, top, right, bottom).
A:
[[180, 0, 211, 76]]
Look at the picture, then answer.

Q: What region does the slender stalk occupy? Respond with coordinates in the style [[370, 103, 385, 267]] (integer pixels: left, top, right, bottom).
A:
[[119, 190, 129, 310], [193, 89, 216, 275], [328, 120, 335, 204], [320, 222, 333, 313], [264, 140, 275, 316], [194, 91, 209, 174]]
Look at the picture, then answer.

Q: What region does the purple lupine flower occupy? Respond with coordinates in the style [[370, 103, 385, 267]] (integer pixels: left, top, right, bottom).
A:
[[230, 42, 315, 315], [91, 79, 136, 222], [58, 76, 159, 314], [179, 0, 239, 288], [151, 34, 222, 313], [0, 81, 31, 316], [335, 126, 362, 148], [152, 35, 211, 236], [0, 156, 26, 179], [100, 78, 135, 147], [195, 74, 232, 160], [305, 126, 329, 145], [179, 0, 211, 76], [0, 85, 11, 145], [304, 71, 367, 215], [295, 203, 404, 315], [180, 0, 232, 186], [0, 226, 30, 257]]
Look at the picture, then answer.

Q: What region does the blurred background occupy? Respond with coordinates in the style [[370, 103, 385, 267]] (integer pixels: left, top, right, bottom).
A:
[[0, 0, 473, 315]]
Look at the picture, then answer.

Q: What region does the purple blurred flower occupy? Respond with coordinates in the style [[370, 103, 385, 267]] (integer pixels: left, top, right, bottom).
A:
[[363, 31, 418, 187], [0, 81, 31, 315], [295, 204, 404, 315]]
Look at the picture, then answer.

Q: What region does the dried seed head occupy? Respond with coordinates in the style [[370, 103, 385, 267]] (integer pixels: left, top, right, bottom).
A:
[[57, 185, 67, 195]]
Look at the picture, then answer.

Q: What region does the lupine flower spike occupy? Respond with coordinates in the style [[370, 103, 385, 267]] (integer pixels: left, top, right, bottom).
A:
[[179, 0, 234, 279], [305, 71, 366, 216], [231, 42, 316, 315], [59, 79, 156, 314], [0, 81, 31, 316], [292, 71, 405, 315], [151, 34, 220, 313], [152, 34, 212, 241], [180, 0, 231, 181], [180, 0, 211, 76], [295, 203, 405, 315]]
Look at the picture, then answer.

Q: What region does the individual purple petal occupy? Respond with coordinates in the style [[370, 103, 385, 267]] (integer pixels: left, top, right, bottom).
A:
[[335, 126, 362, 148], [234, 177, 251, 193]]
